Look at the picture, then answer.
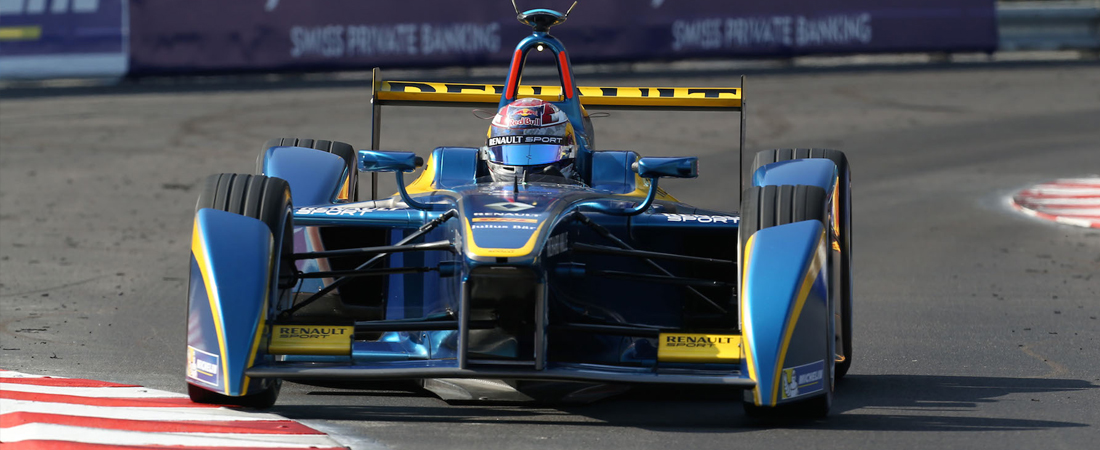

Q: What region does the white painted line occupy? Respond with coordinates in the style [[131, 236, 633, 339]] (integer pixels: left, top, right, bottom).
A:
[[301, 419, 386, 450], [0, 372, 47, 379], [1055, 216, 1098, 228], [1020, 208, 1100, 216], [1053, 178, 1100, 185], [1018, 188, 1100, 197], [1014, 205, 1040, 219], [0, 382, 184, 398], [0, 399, 288, 422], [1015, 197, 1100, 206], [1, 423, 342, 448]]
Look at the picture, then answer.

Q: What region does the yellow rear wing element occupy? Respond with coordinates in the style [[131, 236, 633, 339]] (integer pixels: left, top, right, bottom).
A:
[[375, 80, 742, 111]]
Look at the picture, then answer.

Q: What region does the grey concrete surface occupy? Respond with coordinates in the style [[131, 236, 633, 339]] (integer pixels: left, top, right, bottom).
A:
[[2, 64, 1099, 449]]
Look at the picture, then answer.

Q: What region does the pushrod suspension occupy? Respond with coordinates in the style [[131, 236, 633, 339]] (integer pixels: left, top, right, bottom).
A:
[[292, 240, 454, 260], [296, 267, 431, 279]]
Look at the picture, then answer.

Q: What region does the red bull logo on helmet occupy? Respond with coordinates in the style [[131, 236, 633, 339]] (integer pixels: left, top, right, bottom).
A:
[[491, 98, 570, 131], [506, 105, 543, 127]]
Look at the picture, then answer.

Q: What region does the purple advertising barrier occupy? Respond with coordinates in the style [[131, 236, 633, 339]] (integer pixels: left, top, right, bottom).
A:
[[127, 0, 517, 74], [564, 0, 999, 61], [0, 0, 128, 78], [127, 0, 996, 76]]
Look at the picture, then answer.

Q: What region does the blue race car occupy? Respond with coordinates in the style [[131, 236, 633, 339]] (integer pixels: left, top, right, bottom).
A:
[[185, 7, 853, 418]]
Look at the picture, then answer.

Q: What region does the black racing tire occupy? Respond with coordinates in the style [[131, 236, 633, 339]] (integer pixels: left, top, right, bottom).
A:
[[740, 184, 833, 419], [188, 382, 281, 409], [739, 184, 827, 237], [195, 174, 295, 286], [257, 137, 359, 202], [751, 148, 853, 379], [189, 173, 292, 408]]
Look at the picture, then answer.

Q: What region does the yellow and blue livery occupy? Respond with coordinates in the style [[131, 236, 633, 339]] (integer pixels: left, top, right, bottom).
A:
[[185, 7, 854, 418]]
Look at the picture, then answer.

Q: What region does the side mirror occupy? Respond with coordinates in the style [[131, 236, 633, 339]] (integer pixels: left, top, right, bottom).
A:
[[357, 150, 431, 210], [358, 150, 423, 172], [586, 156, 698, 216], [634, 157, 698, 179]]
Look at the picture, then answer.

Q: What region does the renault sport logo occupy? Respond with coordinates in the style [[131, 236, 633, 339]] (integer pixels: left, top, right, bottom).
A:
[[484, 202, 535, 212]]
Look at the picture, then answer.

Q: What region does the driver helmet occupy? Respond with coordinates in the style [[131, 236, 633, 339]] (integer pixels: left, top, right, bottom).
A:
[[484, 98, 577, 183]]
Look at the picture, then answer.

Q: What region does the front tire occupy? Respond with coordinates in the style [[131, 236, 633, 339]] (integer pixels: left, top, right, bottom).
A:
[[258, 137, 359, 202], [188, 173, 292, 408], [751, 148, 853, 379], [740, 184, 834, 418]]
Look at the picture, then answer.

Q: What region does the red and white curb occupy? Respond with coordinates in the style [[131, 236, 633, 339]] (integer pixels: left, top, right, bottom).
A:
[[0, 370, 348, 449], [1011, 177, 1100, 229]]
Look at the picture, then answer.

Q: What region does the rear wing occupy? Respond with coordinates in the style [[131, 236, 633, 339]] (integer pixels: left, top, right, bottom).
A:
[[374, 79, 742, 111], [367, 68, 747, 199]]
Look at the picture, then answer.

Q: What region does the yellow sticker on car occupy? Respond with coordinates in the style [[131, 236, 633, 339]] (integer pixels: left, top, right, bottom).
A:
[[657, 333, 741, 363], [268, 325, 353, 355]]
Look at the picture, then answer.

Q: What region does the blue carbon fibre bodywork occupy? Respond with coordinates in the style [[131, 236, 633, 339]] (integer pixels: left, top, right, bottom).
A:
[[752, 159, 836, 191], [741, 220, 830, 406], [429, 147, 480, 189], [187, 208, 274, 396], [590, 151, 639, 194], [262, 146, 346, 206], [186, 257, 221, 390], [386, 226, 457, 319]]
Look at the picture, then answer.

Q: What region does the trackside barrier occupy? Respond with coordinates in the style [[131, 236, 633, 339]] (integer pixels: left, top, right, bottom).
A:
[[10, 1, 1100, 79], [123, 0, 998, 76], [0, 0, 128, 79], [998, 2, 1100, 51]]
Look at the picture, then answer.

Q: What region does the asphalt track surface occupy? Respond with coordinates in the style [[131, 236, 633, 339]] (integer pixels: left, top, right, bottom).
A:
[[2, 63, 1099, 449]]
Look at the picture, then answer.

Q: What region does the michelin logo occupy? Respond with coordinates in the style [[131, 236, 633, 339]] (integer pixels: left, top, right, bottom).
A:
[[0, 0, 100, 15], [780, 359, 825, 400], [187, 346, 220, 387], [193, 356, 218, 374]]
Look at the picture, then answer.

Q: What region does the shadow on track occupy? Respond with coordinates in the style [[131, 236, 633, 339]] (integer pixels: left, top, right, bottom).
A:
[[820, 375, 1095, 431], [270, 374, 1095, 432]]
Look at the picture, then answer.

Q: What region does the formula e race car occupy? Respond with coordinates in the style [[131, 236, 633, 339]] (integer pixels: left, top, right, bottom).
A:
[[185, 7, 853, 418]]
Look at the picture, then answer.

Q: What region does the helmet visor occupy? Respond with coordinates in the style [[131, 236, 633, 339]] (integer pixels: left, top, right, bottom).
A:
[[487, 144, 567, 166]]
